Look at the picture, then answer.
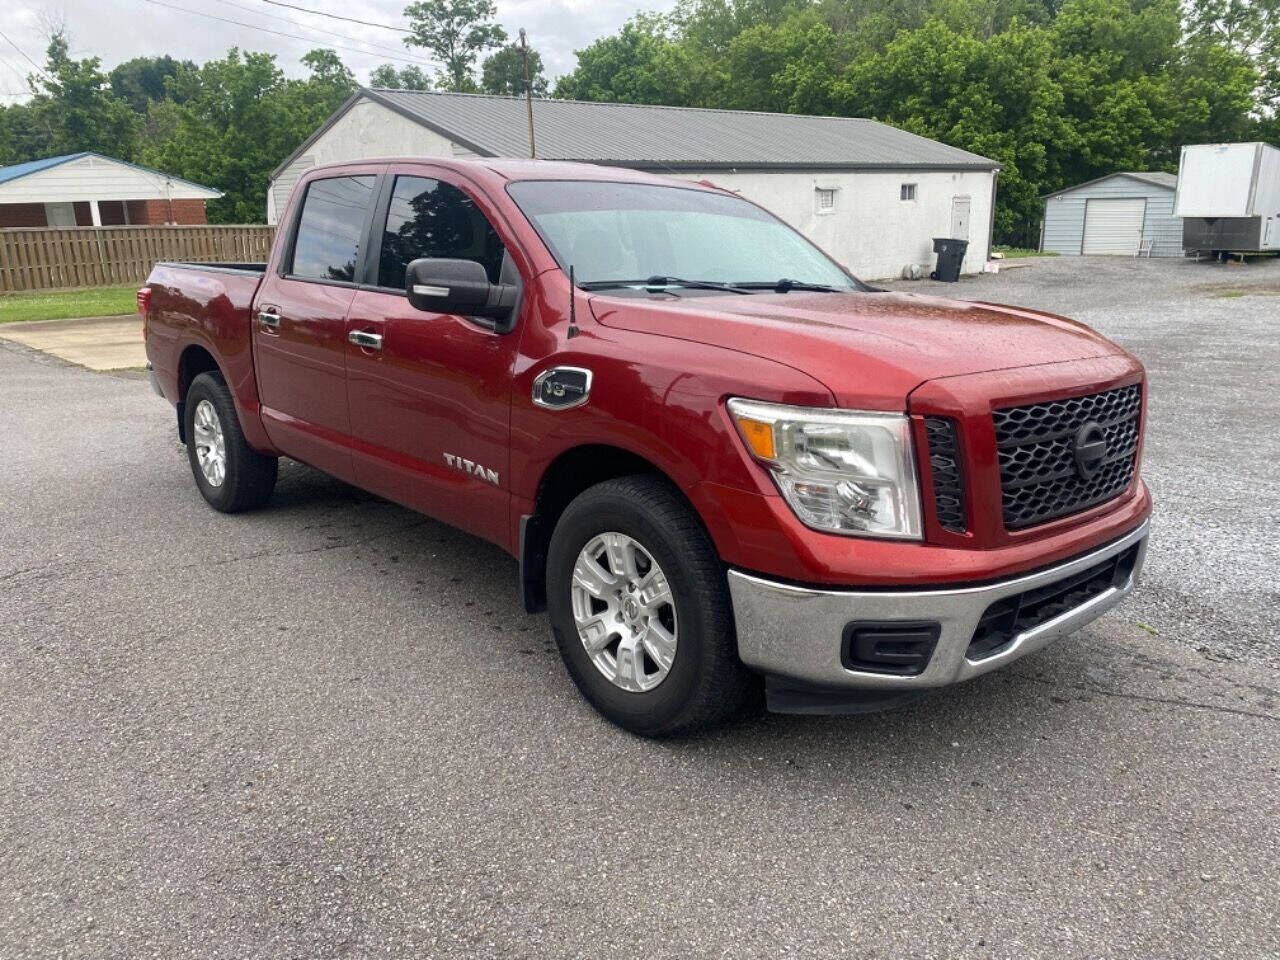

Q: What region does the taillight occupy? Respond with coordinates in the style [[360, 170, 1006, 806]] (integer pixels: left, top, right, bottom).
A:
[[137, 286, 151, 338]]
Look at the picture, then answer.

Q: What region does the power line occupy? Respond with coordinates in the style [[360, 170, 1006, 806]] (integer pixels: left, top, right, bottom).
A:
[[134, 0, 433, 67], [211, 0, 425, 61], [0, 54, 32, 89], [254, 0, 413, 35], [0, 28, 49, 80]]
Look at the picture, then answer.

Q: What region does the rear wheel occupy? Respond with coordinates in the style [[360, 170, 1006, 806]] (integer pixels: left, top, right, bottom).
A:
[[546, 475, 757, 736], [184, 371, 277, 513]]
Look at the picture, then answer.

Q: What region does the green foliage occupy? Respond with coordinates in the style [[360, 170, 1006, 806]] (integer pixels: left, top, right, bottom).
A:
[[402, 0, 507, 91], [369, 64, 433, 90], [109, 56, 192, 113], [0, 33, 140, 163], [553, 14, 709, 104], [554, 0, 1266, 245], [138, 48, 357, 223], [481, 43, 548, 96]]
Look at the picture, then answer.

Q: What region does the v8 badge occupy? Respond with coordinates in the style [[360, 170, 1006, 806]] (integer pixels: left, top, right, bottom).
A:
[[532, 366, 593, 410]]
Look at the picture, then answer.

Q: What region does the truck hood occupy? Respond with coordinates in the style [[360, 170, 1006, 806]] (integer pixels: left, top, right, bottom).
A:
[[589, 289, 1125, 408]]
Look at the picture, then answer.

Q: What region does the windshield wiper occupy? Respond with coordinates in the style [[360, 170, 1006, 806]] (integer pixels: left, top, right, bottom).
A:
[[578, 276, 752, 294], [736, 278, 844, 293]]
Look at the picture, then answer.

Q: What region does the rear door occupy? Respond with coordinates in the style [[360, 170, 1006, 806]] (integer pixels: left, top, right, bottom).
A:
[[1082, 197, 1146, 255], [343, 166, 526, 549], [254, 169, 381, 481]]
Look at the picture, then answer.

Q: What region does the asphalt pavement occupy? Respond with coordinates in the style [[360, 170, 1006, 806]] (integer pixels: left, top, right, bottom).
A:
[[2, 257, 1278, 958]]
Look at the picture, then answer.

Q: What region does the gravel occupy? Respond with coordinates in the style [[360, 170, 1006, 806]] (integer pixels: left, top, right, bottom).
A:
[[2, 257, 1278, 959]]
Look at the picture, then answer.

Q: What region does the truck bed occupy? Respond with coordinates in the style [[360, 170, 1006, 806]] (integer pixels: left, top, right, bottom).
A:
[[143, 261, 267, 423]]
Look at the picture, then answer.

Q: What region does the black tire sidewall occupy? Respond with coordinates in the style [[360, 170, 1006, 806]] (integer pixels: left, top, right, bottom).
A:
[[185, 375, 239, 512], [546, 485, 724, 735]]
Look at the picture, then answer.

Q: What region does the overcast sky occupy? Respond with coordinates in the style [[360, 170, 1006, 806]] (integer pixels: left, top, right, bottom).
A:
[[1, 0, 675, 101]]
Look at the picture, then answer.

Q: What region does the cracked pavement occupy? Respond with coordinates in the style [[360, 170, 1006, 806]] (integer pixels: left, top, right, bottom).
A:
[[2, 256, 1279, 959]]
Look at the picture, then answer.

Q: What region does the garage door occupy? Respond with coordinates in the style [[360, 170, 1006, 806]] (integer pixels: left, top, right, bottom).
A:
[[1082, 198, 1146, 255]]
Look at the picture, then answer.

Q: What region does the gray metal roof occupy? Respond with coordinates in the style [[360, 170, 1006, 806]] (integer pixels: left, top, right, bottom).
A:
[[273, 89, 999, 178], [1043, 170, 1176, 199]]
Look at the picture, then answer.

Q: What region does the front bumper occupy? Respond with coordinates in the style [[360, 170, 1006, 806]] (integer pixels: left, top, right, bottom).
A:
[[728, 519, 1149, 692]]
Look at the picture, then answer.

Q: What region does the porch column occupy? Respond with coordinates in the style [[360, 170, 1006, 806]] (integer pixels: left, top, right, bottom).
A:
[[89, 200, 102, 226]]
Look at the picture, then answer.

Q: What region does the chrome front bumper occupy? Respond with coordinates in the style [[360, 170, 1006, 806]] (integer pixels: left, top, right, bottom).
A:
[[728, 520, 1149, 691]]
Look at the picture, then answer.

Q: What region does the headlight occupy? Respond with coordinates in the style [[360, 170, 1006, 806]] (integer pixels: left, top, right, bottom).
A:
[[727, 398, 923, 540]]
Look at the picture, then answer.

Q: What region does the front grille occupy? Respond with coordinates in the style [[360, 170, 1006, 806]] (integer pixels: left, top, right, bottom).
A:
[[993, 384, 1142, 529], [924, 417, 966, 533], [967, 543, 1141, 659]]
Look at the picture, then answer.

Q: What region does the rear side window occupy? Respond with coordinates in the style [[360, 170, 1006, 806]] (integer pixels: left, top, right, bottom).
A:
[[289, 175, 376, 282], [377, 176, 505, 289]]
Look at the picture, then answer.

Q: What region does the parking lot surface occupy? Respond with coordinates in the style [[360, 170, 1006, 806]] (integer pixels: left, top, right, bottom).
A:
[[2, 256, 1277, 959]]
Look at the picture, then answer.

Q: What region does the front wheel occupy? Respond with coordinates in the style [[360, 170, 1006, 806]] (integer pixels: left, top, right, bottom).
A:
[[184, 371, 278, 513], [545, 476, 757, 736]]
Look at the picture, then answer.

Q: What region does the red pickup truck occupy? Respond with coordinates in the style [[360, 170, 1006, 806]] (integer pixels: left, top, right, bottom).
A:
[[141, 158, 1151, 735]]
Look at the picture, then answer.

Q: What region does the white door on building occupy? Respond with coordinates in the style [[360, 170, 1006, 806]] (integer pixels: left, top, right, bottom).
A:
[[1082, 198, 1146, 255], [951, 197, 970, 239], [44, 202, 76, 227]]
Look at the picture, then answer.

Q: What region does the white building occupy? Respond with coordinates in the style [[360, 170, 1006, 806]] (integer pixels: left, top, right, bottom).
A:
[[0, 152, 221, 228], [269, 90, 1000, 281]]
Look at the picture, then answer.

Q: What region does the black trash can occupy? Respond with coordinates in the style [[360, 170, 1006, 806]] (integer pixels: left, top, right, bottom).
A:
[[930, 237, 969, 282]]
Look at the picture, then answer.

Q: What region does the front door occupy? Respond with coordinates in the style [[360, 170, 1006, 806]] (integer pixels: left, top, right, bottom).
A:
[[344, 170, 525, 549], [253, 172, 379, 481], [951, 196, 971, 240]]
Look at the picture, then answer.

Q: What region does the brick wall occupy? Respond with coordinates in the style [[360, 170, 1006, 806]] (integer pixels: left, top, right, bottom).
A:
[[125, 199, 208, 225], [0, 199, 209, 228]]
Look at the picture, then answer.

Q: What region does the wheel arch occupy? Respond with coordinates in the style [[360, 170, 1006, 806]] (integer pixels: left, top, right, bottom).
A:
[[175, 344, 223, 443], [519, 443, 689, 614]]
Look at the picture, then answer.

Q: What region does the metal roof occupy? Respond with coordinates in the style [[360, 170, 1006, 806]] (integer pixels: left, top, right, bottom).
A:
[[272, 90, 999, 179], [0, 152, 221, 195], [1042, 170, 1176, 199], [0, 153, 85, 186]]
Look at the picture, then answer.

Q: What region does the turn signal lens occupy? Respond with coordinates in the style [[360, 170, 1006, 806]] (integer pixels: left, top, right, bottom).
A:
[[736, 417, 776, 461]]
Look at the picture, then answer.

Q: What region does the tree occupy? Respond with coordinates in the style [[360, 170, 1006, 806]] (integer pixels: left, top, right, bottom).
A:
[[19, 32, 139, 161], [481, 43, 548, 96], [402, 0, 507, 92], [140, 48, 355, 223], [370, 63, 432, 89], [553, 14, 708, 105], [109, 55, 191, 113], [1185, 0, 1280, 133]]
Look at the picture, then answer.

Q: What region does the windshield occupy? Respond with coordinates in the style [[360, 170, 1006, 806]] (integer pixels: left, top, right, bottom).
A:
[[506, 180, 862, 292]]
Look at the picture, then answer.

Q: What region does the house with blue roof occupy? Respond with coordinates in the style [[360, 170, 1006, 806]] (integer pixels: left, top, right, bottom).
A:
[[0, 152, 222, 228]]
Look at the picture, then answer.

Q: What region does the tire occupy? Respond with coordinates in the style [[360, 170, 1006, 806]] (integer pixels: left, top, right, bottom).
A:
[[545, 475, 758, 736], [184, 371, 278, 513]]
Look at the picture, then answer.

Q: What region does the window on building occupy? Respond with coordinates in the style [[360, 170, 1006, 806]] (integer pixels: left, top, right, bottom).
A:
[[289, 175, 377, 282], [900, 183, 918, 201], [377, 176, 506, 290], [815, 187, 837, 213]]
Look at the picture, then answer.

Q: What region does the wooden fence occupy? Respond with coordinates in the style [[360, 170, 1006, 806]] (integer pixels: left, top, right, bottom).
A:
[[0, 225, 277, 292]]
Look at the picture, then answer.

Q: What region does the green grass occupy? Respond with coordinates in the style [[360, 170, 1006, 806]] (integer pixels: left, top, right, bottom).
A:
[[0, 285, 139, 324], [993, 246, 1060, 259]]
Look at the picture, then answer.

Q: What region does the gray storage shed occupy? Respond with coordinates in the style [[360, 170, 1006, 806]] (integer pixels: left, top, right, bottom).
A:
[[1040, 171, 1181, 256]]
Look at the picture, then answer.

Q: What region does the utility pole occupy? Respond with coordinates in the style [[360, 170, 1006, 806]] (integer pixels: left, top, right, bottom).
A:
[[519, 28, 536, 159]]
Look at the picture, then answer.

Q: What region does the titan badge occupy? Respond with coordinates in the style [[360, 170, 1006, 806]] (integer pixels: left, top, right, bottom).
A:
[[443, 453, 499, 485]]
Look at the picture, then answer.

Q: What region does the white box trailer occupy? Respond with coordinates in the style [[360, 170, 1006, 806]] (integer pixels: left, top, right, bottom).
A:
[[1175, 142, 1280, 253]]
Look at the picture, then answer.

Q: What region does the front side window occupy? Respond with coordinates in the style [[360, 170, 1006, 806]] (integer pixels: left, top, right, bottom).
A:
[[289, 175, 376, 282], [507, 180, 860, 291], [377, 176, 506, 290]]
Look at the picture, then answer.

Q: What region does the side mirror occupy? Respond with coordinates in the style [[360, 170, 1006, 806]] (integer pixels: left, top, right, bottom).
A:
[[406, 258, 517, 324]]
